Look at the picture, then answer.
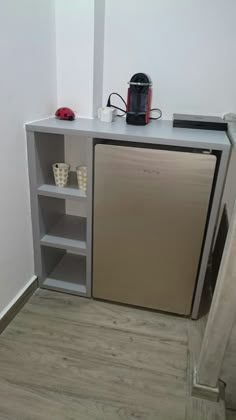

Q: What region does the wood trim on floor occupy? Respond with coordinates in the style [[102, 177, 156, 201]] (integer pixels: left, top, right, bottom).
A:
[[0, 278, 38, 335]]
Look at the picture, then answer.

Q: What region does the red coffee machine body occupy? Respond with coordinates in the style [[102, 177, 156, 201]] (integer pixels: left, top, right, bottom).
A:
[[126, 73, 152, 125]]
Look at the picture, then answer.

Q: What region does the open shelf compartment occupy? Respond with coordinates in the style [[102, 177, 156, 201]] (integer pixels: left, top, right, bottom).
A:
[[40, 214, 87, 254], [34, 132, 87, 200], [41, 247, 87, 296], [38, 172, 86, 200], [28, 132, 92, 298], [39, 196, 87, 254]]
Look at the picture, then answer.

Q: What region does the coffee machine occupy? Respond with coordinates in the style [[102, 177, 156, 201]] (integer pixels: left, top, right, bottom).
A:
[[126, 73, 152, 126]]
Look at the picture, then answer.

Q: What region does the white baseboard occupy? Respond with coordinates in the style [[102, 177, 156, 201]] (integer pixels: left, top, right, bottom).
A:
[[192, 366, 220, 402], [0, 275, 37, 320]]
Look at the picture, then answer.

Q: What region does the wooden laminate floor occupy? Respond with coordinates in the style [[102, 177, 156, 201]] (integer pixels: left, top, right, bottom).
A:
[[227, 410, 236, 420], [0, 289, 225, 419]]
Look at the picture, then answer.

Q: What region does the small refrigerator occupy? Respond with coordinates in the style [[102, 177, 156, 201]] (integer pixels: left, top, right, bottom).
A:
[[93, 143, 216, 315]]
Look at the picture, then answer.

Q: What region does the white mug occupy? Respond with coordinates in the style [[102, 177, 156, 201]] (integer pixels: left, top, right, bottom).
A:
[[97, 107, 115, 122]]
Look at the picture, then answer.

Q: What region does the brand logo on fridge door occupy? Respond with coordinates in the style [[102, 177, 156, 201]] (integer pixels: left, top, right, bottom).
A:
[[143, 168, 160, 175]]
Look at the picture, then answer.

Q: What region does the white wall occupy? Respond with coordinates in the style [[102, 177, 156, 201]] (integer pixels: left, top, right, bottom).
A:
[[103, 0, 236, 119], [55, 0, 95, 118], [55, 0, 236, 118], [0, 0, 57, 316]]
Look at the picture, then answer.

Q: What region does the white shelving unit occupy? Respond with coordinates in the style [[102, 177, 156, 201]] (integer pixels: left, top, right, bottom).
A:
[[27, 130, 93, 297], [26, 117, 230, 317]]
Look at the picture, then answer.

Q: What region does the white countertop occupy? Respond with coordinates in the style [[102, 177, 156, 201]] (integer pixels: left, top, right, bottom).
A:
[[26, 117, 230, 151]]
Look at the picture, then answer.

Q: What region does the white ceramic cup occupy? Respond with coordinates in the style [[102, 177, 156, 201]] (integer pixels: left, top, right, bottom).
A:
[[76, 165, 87, 192], [52, 163, 70, 188], [97, 107, 115, 122]]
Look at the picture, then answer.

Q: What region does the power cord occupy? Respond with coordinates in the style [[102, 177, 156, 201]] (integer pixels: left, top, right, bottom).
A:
[[106, 92, 127, 116], [149, 108, 162, 120], [106, 92, 162, 120]]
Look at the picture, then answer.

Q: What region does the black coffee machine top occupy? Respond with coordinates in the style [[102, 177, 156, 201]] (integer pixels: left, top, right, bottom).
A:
[[126, 73, 152, 126]]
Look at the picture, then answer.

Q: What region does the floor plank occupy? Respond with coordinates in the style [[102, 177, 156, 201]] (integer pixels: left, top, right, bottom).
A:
[[0, 289, 225, 419], [227, 410, 236, 420]]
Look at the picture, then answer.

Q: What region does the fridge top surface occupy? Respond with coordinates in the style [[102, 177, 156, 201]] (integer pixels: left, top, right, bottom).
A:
[[26, 117, 230, 151]]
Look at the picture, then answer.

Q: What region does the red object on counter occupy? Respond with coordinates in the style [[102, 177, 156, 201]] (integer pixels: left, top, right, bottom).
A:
[[55, 107, 75, 121]]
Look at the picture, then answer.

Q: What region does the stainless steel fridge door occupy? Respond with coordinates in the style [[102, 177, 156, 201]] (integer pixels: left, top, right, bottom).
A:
[[93, 144, 216, 315]]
